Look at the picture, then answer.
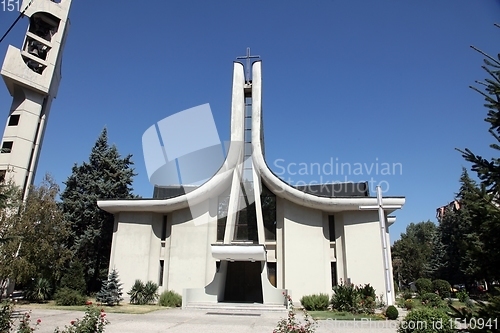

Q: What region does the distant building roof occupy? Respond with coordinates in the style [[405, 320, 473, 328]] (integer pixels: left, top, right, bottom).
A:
[[295, 182, 370, 197], [153, 182, 370, 199], [153, 185, 198, 199]]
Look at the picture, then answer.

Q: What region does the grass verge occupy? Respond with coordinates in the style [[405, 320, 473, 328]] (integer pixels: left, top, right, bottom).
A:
[[15, 300, 166, 314], [308, 311, 386, 320]]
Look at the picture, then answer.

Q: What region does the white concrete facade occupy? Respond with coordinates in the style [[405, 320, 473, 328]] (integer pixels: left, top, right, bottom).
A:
[[0, 0, 71, 197], [98, 58, 405, 307]]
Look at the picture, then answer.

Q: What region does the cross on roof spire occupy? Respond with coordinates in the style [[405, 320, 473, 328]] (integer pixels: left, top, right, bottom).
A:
[[236, 47, 260, 81]]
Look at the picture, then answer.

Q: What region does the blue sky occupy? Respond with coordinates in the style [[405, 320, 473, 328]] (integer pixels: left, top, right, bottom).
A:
[[0, 0, 499, 242]]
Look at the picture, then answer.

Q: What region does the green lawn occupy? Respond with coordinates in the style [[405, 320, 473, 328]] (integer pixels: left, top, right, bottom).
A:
[[308, 311, 386, 320], [16, 300, 170, 314]]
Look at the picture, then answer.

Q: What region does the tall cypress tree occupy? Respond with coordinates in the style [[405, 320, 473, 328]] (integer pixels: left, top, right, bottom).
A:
[[61, 129, 136, 292]]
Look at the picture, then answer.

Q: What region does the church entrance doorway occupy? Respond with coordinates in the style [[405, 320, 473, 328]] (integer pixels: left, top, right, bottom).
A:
[[224, 261, 263, 303]]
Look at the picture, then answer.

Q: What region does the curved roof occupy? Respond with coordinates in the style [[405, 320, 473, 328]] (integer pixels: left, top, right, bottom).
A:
[[98, 62, 405, 214]]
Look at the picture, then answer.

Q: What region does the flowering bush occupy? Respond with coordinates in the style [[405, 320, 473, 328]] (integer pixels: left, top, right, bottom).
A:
[[274, 293, 317, 333], [53, 306, 109, 333], [15, 311, 41, 333], [0, 302, 41, 333], [0, 301, 13, 332]]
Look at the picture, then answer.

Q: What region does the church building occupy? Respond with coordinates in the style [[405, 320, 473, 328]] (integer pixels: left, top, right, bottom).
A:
[[98, 56, 405, 308]]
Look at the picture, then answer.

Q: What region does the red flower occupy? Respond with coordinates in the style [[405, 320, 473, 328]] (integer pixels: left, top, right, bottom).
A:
[[101, 313, 106, 317], [85, 301, 92, 305], [70, 320, 75, 325], [101, 308, 105, 312], [36, 319, 41, 324]]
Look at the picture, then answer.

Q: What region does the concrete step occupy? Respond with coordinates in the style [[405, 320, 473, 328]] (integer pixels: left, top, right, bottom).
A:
[[184, 302, 287, 312]]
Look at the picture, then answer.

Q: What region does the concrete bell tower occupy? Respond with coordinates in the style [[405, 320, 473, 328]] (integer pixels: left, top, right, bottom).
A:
[[0, 0, 71, 198]]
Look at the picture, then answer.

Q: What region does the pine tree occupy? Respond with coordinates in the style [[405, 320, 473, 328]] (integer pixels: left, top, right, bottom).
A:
[[458, 24, 500, 197], [96, 268, 123, 306], [457, 25, 500, 283], [427, 229, 446, 280], [60, 128, 136, 292]]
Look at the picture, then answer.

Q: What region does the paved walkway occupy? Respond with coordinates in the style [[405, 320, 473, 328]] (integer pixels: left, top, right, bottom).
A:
[[11, 307, 401, 333]]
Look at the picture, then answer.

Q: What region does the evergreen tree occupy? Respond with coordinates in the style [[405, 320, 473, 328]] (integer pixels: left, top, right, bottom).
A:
[[60, 129, 136, 292], [59, 261, 87, 295], [427, 229, 446, 279], [96, 268, 123, 306], [457, 26, 500, 284], [435, 170, 497, 284], [458, 25, 500, 198]]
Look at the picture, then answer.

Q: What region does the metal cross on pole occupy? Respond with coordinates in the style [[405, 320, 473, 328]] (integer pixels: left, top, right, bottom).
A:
[[236, 47, 260, 82], [359, 186, 402, 306]]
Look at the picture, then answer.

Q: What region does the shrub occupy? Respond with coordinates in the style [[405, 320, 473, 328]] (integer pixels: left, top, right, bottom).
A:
[[385, 305, 399, 320], [404, 299, 414, 310], [143, 281, 159, 304], [15, 311, 41, 333], [402, 290, 413, 301], [128, 280, 159, 305], [456, 289, 469, 303], [415, 278, 433, 296], [55, 287, 87, 306], [159, 290, 182, 307], [331, 282, 360, 313], [0, 305, 41, 333], [300, 294, 329, 311], [432, 280, 451, 299], [358, 284, 376, 299], [24, 278, 52, 302], [420, 293, 443, 308], [54, 306, 109, 333], [331, 282, 377, 314], [128, 280, 144, 305], [397, 308, 454, 333], [0, 301, 13, 332]]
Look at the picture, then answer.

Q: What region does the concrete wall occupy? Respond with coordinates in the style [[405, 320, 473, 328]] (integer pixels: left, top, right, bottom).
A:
[[109, 212, 161, 295], [281, 199, 330, 301], [342, 211, 386, 300], [167, 201, 215, 295]]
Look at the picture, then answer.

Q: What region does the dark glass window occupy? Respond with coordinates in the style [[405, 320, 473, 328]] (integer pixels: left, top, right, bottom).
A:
[[331, 262, 337, 287], [8, 115, 20, 126], [267, 262, 276, 287], [1, 142, 13, 153], [161, 216, 167, 241], [261, 184, 276, 241], [234, 200, 258, 242], [159, 260, 164, 286], [328, 215, 336, 242], [217, 195, 230, 241]]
